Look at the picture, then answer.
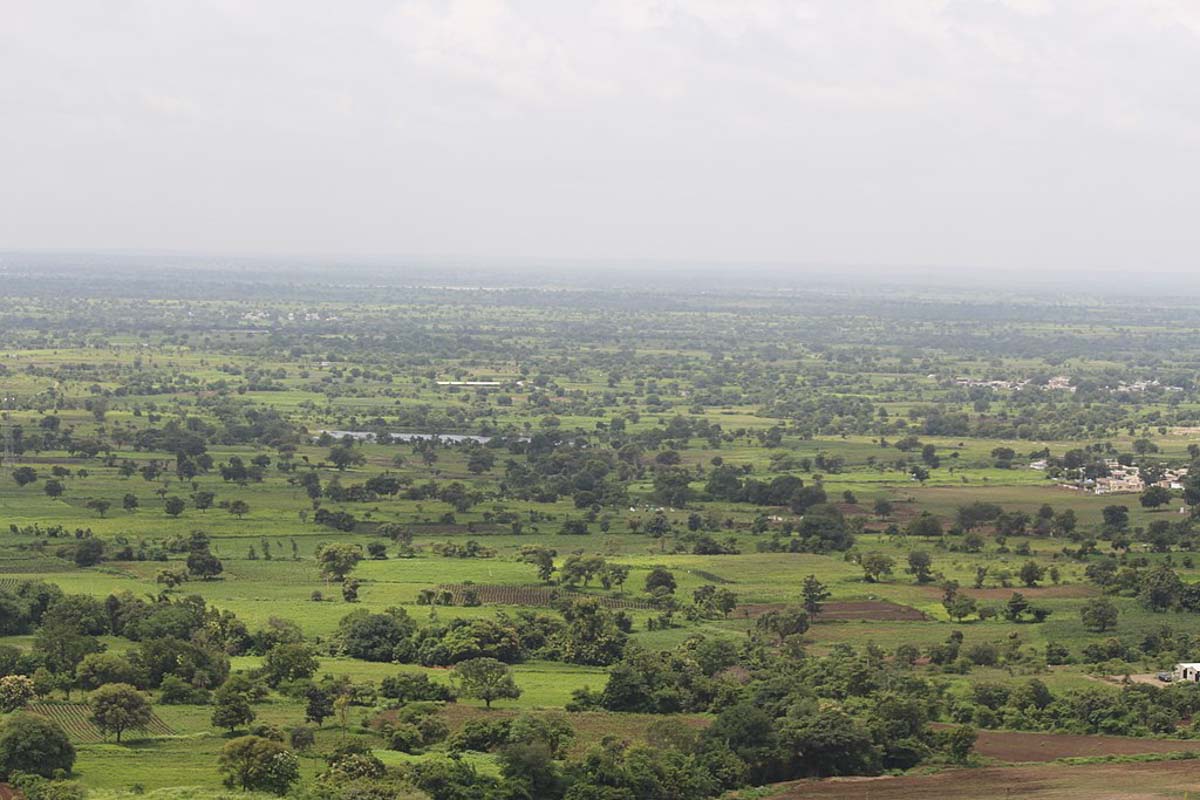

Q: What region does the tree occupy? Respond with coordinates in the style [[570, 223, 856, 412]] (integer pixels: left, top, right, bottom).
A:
[[305, 686, 334, 726], [89, 683, 152, 743], [12, 467, 38, 486], [163, 496, 186, 517], [756, 607, 810, 643], [944, 725, 977, 763], [1139, 564, 1183, 612], [454, 657, 521, 709], [0, 675, 35, 712], [1102, 504, 1129, 531], [1140, 486, 1172, 510], [1003, 592, 1030, 622], [327, 445, 366, 471], [1080, 597, 1119, 632], [906, 551, 934, 584], [905, 512, 943, 538], [187, 550, 224, 581], [316, 543, 363, 583], [801, 575, 830, 616], [33, 623, 101, 674], [519, 546, 556, 583], [261, 644, 319, 687], [212, 685, 256, 732], [218, 736, 300, 795], [600, 563, 630, 593], [0, 713, 76, 778], [859, 552, 895, 583], [945, 594, 978, 622], [228, 500, 250, 519], [85, 498, 111, 518], [76, 653, 140, 690], [644, 567, 676, 595], [43, 479, 64, 498], [72, 537, 105, 567], [873, 498, 893, 518], [193, 490, 215, 511], [1019, 561, 1045, 588], [122, 493, 139, 511]]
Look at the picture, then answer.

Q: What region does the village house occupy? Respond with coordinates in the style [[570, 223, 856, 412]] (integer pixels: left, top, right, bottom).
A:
[[1175, 663, 1200, 682]]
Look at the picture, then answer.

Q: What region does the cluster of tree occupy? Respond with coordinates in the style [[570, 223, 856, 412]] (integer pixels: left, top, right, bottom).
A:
[[333, 600, 632, 668]]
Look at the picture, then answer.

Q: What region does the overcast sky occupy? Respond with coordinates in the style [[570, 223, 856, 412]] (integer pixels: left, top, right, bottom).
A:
[[4, 1, 1200, 273]]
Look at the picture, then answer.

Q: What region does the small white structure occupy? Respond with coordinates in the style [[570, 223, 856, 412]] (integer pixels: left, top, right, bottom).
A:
[[1174, 663, 1200, 682]]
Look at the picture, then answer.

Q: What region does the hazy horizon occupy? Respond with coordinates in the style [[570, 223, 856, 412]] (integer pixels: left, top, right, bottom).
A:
[[4, 2, 1200, 273]]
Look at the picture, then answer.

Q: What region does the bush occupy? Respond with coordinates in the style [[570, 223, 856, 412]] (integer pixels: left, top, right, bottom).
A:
[[388, 723, 423, 753], [448, 718, 512, 752], [379, 673, 455, 703]]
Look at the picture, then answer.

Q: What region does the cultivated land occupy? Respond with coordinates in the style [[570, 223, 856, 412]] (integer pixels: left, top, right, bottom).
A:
[[4, 266, 1200, 797]]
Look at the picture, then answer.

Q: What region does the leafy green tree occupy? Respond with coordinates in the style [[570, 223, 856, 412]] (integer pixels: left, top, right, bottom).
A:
[[644, 567, 676, 595], [218, 736, 299, 795], [454, 657, 521, 709], [1139, 564, 1183, 612], [1019, 561, 1045, 588], [85, 498, 111, 518], [212, 685, 256, 732], [905, 512, 943, 538], [1003, 592, 1030, 621], [1102, 504, 1129, 531], [906, 551, 934, 583], [0, 713, 75, 778], [12, 467, 38, 487], [756, 607, 809, 643], [801, 575, 830, 616], [261, 644, 319, 687], [1080, 597, 1119, 632], [316, 543, 363, 583], [945, 594, 978, 622], [305, 686, 334, 726], [89, 683, 152, 743], [327, 445, 366, 471], [0, 675, 35, 712], [186, 550, 224, 580], [76, 653, 140, 690], [518, 546, 556, 583], [163, 496, 186, 517], [193, 490, 215, 511], [228, 500, 250, 519], [1140, 486, 1172, 509], [859, 552, 895, 583], [944, 725, 977, 763]]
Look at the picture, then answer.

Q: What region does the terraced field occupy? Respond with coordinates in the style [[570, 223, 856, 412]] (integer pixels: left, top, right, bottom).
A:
[[26, 702, 174, 743]]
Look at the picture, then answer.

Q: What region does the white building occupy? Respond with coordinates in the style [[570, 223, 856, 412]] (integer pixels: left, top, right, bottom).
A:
[[1174, 663, 1200, 682]]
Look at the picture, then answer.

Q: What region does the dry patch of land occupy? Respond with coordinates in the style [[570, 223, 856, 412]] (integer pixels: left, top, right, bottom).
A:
[[765, 759, 1200, 800]]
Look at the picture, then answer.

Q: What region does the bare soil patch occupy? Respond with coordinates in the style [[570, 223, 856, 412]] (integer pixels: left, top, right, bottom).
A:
[[962, 728, 1200, 762], [765, 760, 1200, 800]]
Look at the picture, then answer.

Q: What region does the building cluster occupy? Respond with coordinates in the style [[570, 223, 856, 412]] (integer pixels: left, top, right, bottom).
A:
[[1067, 460, 1188, 495], [950, 375, 1074, 392]]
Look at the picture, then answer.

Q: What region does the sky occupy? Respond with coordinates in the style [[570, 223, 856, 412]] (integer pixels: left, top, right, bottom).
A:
[[3, 0, 1200, 273]]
